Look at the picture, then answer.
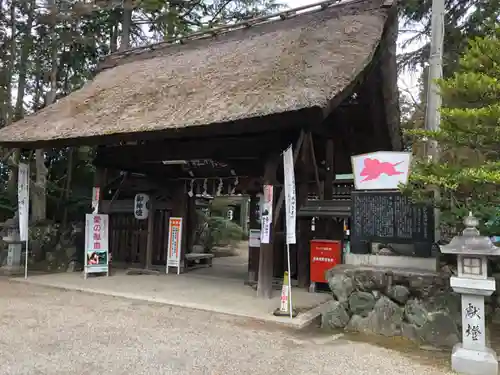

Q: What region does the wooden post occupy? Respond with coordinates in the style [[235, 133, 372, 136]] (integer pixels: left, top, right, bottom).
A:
[[324, 139, 334, 200], [247, 193, 260, 284], [324, 138, 335, 240], [297, 141, 311, 288], [257, 154, 279, 299], [145, 198, 154, 269]]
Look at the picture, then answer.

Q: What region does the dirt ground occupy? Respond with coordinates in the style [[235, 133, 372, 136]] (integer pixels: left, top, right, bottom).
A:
[[0, 279, 457, 375]]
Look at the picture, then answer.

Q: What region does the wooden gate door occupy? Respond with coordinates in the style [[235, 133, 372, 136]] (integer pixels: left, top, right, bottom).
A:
[[109, 213, 148, 265], [152, 209, 171, 265]]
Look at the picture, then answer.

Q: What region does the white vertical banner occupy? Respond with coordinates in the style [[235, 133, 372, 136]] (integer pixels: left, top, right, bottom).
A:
[[283, 145, 296, 245], [84, 214, 110, 278], [92, 187, 100, 214], [260, 185, 273, 244], [166, 217, 183, 275], [18, 163, 30, 279]]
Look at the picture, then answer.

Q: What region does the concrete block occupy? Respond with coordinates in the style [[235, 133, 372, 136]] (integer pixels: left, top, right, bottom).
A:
[[451, 343, 498, 375], [344, 253, 438, 272]]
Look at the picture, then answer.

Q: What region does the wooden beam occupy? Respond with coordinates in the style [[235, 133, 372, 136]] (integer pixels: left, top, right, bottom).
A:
[[257, 153, 279, 299], [5, 107, 320, 149], [94, 159, 264, 180], [145, 198, 155, 269], [95, 133, 294, 165], [247, 194, 260, 284]]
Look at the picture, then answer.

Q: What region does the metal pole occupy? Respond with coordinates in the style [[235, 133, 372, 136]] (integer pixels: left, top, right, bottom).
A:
[[286, 243, 293, 319], [425, 0, 445, 242]]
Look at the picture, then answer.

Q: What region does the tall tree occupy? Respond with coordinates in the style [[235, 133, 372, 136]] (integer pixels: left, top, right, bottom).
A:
[[403, 26, 500, 235]]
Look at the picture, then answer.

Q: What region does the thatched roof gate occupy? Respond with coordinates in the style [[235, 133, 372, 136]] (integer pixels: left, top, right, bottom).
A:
[[0, 0, 400, 149]]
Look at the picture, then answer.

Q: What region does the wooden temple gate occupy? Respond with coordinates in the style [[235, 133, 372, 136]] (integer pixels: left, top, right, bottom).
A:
[[0, 0, 402, 299]]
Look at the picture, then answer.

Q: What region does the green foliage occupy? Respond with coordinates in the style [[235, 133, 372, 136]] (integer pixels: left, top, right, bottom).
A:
[[398, 0, 500, 75], [403, 27, 500, 235], [0, 0, 282, 228], [203, 215, 245, 250]]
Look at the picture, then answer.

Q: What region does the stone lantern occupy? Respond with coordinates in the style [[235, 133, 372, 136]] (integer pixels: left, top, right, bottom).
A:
[[440, 213, 500, 375], [0, 214, 23, 274]]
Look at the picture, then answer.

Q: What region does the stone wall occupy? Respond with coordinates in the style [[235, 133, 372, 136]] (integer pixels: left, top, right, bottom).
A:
[[322, 265, 499, 348]]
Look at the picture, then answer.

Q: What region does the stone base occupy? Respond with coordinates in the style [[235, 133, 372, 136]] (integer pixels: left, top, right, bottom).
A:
[[0, 265, 23, 276], [451, 343, 498, 375], [344, 253, 438, 272]]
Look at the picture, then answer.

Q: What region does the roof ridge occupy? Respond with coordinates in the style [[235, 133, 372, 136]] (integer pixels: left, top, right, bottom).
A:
[[99, 0, 390, 67]]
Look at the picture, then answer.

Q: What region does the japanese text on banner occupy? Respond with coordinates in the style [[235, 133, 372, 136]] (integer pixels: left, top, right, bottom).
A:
[[283, 145, 296, 245], [18, 163, 30, 242], [260, 185, 273, 244], [85, 214, 109, 273]]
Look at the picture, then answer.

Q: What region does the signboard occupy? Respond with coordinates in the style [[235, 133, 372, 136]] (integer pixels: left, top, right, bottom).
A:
[[92, 187, 100, 214], [18, 163, 29, 242], [249, 229, 261, 248], [166, 217, 183, 274], [260, 185, 273, 244], [84, 214, 109, 276], [351, 151, 411, 190], [283, 145, 296, 245], [134, 193, 150, 220], [350, 191, 434, 257]]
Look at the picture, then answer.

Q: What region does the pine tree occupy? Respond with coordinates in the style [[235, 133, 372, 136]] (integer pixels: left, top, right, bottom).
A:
[[403, 26, 500, 235]]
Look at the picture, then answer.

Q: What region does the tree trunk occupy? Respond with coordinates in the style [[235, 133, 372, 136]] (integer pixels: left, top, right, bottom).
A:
[[5, 0, 18, 199], [62, 148, 74, 228], [119, 0, 133, 51], [32, 1, 57, 223]]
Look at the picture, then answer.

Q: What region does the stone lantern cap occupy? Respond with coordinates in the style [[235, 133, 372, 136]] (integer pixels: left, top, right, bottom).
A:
[[440, 213, 500, 256]]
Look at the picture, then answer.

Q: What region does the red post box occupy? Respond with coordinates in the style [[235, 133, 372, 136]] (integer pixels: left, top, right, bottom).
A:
[[310, 239, 341, 284]]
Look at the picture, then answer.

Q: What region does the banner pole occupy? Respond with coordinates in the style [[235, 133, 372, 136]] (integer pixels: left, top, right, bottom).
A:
[[286, 243, 293, 319], [24, 238, 28, 279]]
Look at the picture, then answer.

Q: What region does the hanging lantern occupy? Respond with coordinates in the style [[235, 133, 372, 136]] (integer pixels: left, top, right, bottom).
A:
[[134, 193, 150, 220]]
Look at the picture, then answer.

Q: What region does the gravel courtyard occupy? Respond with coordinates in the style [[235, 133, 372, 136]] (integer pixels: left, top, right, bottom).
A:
[[0, 280, 455, 375]]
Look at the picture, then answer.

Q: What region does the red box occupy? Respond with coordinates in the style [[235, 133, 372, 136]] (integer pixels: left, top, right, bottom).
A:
[[310, 239, 341, 283]]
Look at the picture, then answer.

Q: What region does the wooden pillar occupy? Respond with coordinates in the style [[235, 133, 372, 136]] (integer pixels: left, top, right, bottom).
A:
[[186, 197, 196, 253], [145, 198, 154, 269], [247, 193, 260, 284], [257, 154, 279, 299], [297, 141, 311, 288], [324, 139, 334, 200], [324, 138, 335, 240]]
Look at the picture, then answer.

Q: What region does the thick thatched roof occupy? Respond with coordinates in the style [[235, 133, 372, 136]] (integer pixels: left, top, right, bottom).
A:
[[0, 0, 397, 146]]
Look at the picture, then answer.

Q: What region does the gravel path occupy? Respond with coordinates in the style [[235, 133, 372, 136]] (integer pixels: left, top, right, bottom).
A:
[[0, 280, 455, 375]]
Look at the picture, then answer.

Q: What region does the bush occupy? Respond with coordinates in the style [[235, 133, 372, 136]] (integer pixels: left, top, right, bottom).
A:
[[197, 214, 244, 251]]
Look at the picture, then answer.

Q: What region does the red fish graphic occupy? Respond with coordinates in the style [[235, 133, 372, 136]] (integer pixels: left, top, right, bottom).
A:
[[359, 158, 404, 182]]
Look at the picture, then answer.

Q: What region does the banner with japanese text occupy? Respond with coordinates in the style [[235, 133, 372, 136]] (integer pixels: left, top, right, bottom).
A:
[[283, 145, 296, 245], [84, 214, 109, 274], [166, 217, 183, 274], [260, 185, 273, 244], [18, 163, 30, 242]]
